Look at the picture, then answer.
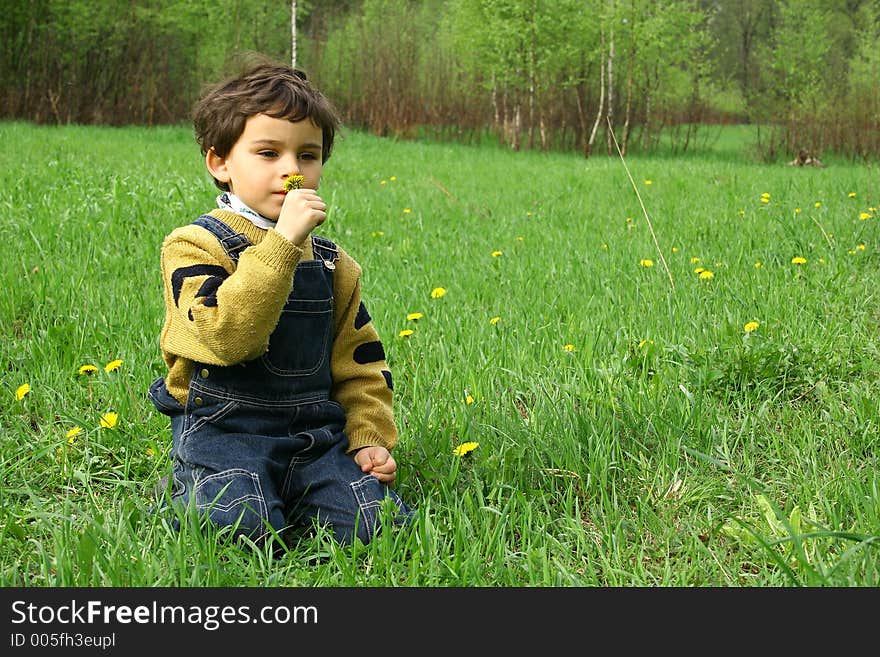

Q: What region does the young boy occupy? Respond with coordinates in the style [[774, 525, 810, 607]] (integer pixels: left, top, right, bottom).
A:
[[148, 56, 413, 547]]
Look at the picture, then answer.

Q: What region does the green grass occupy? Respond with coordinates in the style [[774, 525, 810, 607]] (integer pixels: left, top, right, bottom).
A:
[[1, 121, 878, 586]]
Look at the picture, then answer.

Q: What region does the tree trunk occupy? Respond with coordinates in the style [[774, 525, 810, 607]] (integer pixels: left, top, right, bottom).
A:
[[588, 29, 606, 156], [291, 0, 298, 69], [605, 3, 615, 155], [621, 0, 636, 156]]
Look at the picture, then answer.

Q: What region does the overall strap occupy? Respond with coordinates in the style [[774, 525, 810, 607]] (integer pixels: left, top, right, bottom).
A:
[[191, 214, 251, 263], [311, 235, 339, 270]]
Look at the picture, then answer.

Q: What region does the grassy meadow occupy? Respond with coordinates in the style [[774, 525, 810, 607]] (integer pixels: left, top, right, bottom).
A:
[[1, 121, 878, 586]]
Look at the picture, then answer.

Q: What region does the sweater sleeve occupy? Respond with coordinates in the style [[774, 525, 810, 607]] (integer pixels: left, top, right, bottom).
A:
[[160, 226, 303, 365], [330, 250, 398, 453]]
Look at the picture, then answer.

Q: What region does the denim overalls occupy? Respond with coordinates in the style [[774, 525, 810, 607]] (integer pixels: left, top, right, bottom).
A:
[[149, 214, 413, 546]]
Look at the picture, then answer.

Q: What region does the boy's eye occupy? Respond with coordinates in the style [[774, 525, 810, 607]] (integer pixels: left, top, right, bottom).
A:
[[258, 150, 278, 158], [299, 152, 318, 161]]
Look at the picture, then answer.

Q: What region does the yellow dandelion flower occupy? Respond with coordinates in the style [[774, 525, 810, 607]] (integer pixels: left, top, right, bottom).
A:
[[699, 270, 714, 280], [848, 249, 856, 255], [78, 364, 98, 375], [104, 359, 123, 372], [743, 321, 760, 333], [638, 339, 654, 349], [754, 261, 762, 268], [694, 267, 705, 274], [601, 243, 608, 250], [761, 192, 770, 198], [452, 441, 479, 456], [857, 244, 866, 251], [146, 447, 156, 457], [406, 312, 423, 321], [814, 202, 821, 208], [492, 250, 503, 257], [515, 236, 524, 242], [398, 329, 414, 338], [465, 395, 474, 405], [100, 412, 118, 429], [489, 316, 500, 325], [15, 383, 31, 401], [371, 231, 385, 237], [848, 192, 856, 198], [403, 208, 411, 214], [795, 208, 801, 214], [390, 176, 397, 181], [738, 210, 745, 216], [282, 174, 304, 192], [791, 256, 807, 265], [859, 212, 871, 220], [760, 197, 770, 204], [563, 344, 575, 352], [639, 259, 654, 267], [690, 257, 700, 264], [819, 258, 826, 264], [66, 426, 82, 443], [430, 287, 446, 299], [644, 180, 652, 185], [671, 247, 679, 253], [526, 211, 533, 217], [380, 179, 387, 185]]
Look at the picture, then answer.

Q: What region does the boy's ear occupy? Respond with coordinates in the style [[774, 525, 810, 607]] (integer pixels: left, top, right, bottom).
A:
[[205, 148, 231, 185]]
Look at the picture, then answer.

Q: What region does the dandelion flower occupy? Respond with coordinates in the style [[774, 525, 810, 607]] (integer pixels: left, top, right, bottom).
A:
[[14, 383, 31, 401], [78, 364, 98, 375], [744, 321, 760, 333], [791, 256, 807, 265], [403, 208, 411, 214], [398, 329, 414, 338], [671, 246, 679, 253], [380, 179, 387, 185], [563, 344, 575, 352], [690, 257, 700, 264], [146, 447, 156, 457], [694, 267, 705, 274], [489, 316, 500, 325], [760, 197, 770, 204], [814, 202, 821, 208], [104, 359, 123, 372], [639, 259, 654, 267], [390, 176, 397, 182], [515, 236, 524, 242], [100, 412, 118, 429], [406, 312, 423, 321], [848, 192, 856, 198], [430, 287, 446, 299], [699, 270, 714, 280], [371, 231, 385, 237], [492, 250, 503, 257], [601, 243, 608, 250], [795, 208, 801, 214], [644, 180, 652, 185], [638, 339, 654, 349], [465, 395, 474, 405], [452, 441, 479, 456], [66, 426, 82, 443], [282, 174, 305, 192], [857, 244, 866, 251], [754, 261, 762, 268], [859, 212, 871, 220]]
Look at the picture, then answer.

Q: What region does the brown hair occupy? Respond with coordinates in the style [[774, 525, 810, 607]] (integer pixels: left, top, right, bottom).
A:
[[192, 54, 341, 191]]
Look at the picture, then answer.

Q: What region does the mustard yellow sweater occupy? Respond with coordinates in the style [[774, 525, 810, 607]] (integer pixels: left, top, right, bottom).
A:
[[158, 209, 397, 453]]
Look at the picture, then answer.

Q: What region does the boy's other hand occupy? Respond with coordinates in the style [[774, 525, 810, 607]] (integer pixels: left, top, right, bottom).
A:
[[353, 446, 397, 484], [275, 188, 327, 246]]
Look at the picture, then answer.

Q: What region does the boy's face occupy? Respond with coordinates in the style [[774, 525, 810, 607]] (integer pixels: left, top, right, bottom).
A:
[[207, 113, 324, 221]]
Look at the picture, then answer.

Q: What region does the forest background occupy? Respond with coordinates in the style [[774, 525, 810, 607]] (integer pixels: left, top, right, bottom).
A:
[[2, 0, 879, 161]]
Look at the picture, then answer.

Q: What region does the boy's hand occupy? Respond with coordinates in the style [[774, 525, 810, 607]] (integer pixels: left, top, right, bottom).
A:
[[353, 446, 397, 484], [274, 188, 327, 246]]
